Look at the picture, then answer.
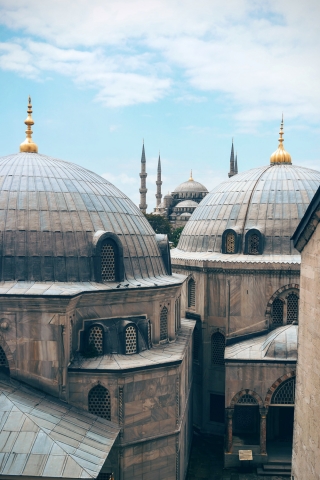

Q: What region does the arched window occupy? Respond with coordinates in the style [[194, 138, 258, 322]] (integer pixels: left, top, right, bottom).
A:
[[188, 278, 195, 308], [101, 241, 116, 282], [272, 298, 284, 328], [88, 385, 111, 420], [271, 377, 296, 405], [125, 325, 137, 354], [237, 394, 258, 405], [234, 394, 259, 439], [160, 306, 168, 341], [211, 332, 225, 366], [287, 293, 299, 324], [248, 234, 260, 255], [88, 325, 104, 355], [226, 232, 236, 254]]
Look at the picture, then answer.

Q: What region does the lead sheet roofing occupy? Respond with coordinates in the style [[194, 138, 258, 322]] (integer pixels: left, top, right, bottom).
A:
[[0, 377, 119, 478]]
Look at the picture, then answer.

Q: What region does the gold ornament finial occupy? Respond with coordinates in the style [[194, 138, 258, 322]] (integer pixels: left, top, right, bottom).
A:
[[270, 116, 291, 165], [189, 169, 193, 181], [20, 96, 38, 153]]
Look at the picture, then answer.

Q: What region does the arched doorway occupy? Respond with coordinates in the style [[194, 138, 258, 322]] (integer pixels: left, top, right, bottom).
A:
[[0, 345, 9, 376], [233, 394, 260, 446], [267, 377, 295, 446]]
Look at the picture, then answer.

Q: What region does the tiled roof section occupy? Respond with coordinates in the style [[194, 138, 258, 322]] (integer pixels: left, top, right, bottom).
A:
[[225, 325, 298, 362], [0, 273, 186, 296], [0, 152, 166, 282], [177, 164, 320, 255], [0, 377, 119, 478], [69, 319, 195, 372]]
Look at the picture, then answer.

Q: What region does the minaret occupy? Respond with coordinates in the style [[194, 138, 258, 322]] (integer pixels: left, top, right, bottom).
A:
[[139, 142, 148, 213], [20, 96, 38, 153], [228, 139, 235, 178], [235, 152, 238, 174], [155, 153, 162, 207]]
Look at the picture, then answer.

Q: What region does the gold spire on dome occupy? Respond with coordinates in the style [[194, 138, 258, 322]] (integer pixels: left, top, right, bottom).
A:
[[270, 115, 291, 165], [20, 96, 38, 153], [189, 169, 193, 181]]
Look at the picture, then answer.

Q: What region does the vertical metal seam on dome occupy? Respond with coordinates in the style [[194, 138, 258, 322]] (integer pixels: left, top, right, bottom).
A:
[[240, 165, 272, 252]]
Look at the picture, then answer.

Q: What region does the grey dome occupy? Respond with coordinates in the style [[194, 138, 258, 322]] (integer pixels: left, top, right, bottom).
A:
[[177, 164, 320, 255], [175, 200, 198, 208], [174, 179, 208, 194], [0, 152, 166, 282]]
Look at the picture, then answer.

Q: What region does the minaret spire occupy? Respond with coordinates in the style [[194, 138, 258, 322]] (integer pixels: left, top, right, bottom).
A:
[[139, 141, 148, 213], [20, 96, 38, 153], [155, 152, 162, 207], [228, 139, 235, 178]]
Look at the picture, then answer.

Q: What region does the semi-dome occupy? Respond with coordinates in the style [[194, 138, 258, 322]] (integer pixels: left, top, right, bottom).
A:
[[175, 200, 199, 208], [177, 165, 320, 255], [225, 325, 298, 361]]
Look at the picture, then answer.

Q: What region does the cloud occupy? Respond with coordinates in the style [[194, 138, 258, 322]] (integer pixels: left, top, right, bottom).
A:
[[0, 0, 319, 120]]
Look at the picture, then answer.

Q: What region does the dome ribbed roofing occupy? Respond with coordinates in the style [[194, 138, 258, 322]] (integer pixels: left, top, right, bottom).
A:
[[261, 325, 297, 359], [177, 164, 320, 255], [0, 152, 166, 282], [174, 179, 208, 193], [175, 200, 198, 208]]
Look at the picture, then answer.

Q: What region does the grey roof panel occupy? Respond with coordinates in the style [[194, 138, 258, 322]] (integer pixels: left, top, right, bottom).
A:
[[0, 378, 120, 478]]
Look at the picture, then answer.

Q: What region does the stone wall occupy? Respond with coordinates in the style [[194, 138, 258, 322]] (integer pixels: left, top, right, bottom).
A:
[[292, 222, 320, 479], [173, 259, 300, 435]]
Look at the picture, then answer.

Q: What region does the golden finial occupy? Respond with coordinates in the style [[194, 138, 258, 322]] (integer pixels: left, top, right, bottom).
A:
[[20, 96, 38, 153], [270, 115, 291, 165], [189, 169, 193, 181]]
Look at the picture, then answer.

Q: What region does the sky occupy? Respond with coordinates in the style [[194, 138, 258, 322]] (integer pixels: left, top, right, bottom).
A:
[[0, 0, 319, 210]]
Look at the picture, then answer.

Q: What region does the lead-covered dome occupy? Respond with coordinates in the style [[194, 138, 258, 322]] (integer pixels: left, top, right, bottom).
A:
[[174, 178, 208, 194], [0, 152, 167, 282], [177, 164, 320, 255]]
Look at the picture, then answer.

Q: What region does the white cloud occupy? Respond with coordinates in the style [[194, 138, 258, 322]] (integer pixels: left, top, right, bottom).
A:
[[0, 0, 319, 119]]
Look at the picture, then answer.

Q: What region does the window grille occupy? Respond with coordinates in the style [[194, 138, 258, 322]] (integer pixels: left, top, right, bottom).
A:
[[88, 326, 104, 355], [175, 296, 181, 332], [188, 279, 195, 308], [101, 243, 116, 282], [272, 298, 284, 328], [211, 332, 225, 366], [160, 306, 168, 341], [234, 405, 258, 434], [226, 232, 236, 254], [125, 326, 137, 354], [248, 234, 259, 254], [0, 347, 8, 367], [88, 385, 111, 420], [271, 377, 295, 405], [147, 321, 152, 348], [238, 394, 258, 405], [287, 293, 299, 324], [193, 327, 200, 361]]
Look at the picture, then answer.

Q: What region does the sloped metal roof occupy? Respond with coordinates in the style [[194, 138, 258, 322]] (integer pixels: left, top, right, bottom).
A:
[[0, 152, 167, 282], [0, 377, 119, 477], [177, 164, 320, 255]]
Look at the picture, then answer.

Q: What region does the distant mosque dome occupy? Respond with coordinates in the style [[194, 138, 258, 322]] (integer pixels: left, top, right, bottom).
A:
[[174, 171, 208, 194], [175, 200, 199, 208], [177, 119, 320, 255]]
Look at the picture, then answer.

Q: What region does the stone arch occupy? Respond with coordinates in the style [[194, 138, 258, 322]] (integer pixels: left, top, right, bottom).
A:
[[265, 284, 300, 316], [230, 389, 264, 409], [0, 334, 15, 376], [264, 370, 296, 408]]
